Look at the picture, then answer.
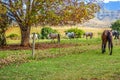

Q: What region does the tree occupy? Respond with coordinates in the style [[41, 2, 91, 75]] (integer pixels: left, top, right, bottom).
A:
[[0, 0, 100, 46], [0, 4, 10, 46], [110, 20, 120, 32]]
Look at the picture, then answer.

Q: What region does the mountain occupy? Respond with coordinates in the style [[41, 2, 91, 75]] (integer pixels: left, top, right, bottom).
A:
[[79, 18, 113, 28], [79, 1, 120, 28]]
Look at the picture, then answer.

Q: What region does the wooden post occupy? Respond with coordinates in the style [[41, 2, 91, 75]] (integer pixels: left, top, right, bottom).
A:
[[32, 33, 35, 58]]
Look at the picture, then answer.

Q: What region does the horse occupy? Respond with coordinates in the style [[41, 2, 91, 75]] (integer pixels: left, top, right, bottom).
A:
[[83, 32, 93, 39], [101, 30, 113, 55], [30, 33, 38, 40], [48, 33, 60, 43], [65, 32, 75, 39], [112, 30, 119, 39]]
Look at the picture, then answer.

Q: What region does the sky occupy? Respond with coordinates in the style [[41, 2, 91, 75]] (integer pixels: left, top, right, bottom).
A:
[[103, 0, 120, 10], [103, 0, 120, 3], [84, 0, 120, 11], [95, 0, 120, 20]]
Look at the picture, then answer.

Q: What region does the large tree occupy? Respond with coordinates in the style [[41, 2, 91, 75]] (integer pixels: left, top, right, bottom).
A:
[[0, 0, 100, 46]]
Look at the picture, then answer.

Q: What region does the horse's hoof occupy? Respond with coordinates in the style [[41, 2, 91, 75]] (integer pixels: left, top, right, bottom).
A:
[[110, 53, 112, 55], [102, 52, 104, 54], [102, 50, 105, 53]]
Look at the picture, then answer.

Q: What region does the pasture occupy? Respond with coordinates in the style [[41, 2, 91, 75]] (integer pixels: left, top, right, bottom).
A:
[[1, 26, 120, 80], [5, 26, 110, 41]]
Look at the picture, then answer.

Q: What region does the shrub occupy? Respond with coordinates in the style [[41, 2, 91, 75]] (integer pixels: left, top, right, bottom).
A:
[[41, 27, 58, 39], [7, 33, 19, 40], [65, 28, 84, 38]]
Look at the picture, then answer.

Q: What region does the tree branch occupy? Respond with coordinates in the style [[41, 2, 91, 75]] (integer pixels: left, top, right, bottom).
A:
[[0, 0, 24, 27]]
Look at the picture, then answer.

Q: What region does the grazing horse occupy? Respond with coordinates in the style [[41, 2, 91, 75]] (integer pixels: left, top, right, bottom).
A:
[[65, 32, 75, 39], [48, 33, 60, 43], [83, 32, 93, 39], [112, 30, 119, 39], [101, 30, 113, 55], [30, 33, 38, 40]]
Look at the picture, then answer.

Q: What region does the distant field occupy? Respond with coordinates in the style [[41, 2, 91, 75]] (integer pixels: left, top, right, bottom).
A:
[[6, 26, 110, 37]]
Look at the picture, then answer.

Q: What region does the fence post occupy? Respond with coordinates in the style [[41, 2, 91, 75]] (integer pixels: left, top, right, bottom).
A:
[[32, 33, 35, 58]]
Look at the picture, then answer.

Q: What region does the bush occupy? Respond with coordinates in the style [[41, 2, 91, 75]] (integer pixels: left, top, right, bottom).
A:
[[110, 20, 120, 32], [41, 27, 58, 39], [65, 28, 84, 38], [7, 33, 19, 40]]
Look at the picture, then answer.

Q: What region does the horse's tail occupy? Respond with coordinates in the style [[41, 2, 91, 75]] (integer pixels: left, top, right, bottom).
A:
[[57, 34, 60, 43], [107, 31, 113, 55]]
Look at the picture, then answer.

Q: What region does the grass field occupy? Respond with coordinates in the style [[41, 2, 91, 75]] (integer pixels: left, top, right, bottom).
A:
[[0, 37, 120, 80]]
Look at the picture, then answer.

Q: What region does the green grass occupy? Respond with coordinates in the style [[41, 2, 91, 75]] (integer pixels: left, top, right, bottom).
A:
[[0, 50, 31, 58], [0, 38, 120, 80]]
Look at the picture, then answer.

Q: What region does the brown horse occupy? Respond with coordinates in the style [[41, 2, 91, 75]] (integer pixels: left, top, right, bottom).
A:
[[83, 32, 93, 39], [101, 30, 113, 55]]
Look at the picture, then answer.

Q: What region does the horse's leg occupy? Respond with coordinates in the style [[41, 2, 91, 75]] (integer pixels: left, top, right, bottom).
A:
[[102, 41, 107, 53], [117, 35, 119, 39], [57, 34, 60, 43], [102, 43, 104, 53], [104, 41, 107, 52], [90, 35, 92, 39], [108, 41, 113, 55], [110, 43, 113, 55], [90, 35, 91, 39], [114, 36, 115, 39], [102, 44, 106, 53], [102, 41, 105, 53]]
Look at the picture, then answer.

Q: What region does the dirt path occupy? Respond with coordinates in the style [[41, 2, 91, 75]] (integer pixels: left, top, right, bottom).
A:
[[0, 43, 78, 50]]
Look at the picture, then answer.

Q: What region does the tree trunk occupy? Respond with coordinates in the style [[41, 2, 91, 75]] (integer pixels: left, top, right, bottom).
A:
[[20, 26, 31, 47], [0, 30, 6, 46]]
